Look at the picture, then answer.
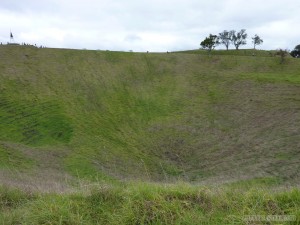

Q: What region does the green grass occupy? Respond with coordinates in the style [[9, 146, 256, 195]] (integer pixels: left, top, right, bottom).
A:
[[0, 96, 73, 146], [225, 177, 284, 189], [240, 72, 300, 84], [0, 183, 299, 224], [174, 49, 291, 58], [175, 48, 278, 57], [1, 45, 300, 224], [0, 45, 300, 183], [0, 143, 35, 170]]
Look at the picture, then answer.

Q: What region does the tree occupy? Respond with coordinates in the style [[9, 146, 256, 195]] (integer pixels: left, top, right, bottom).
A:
[[252, 34, 263, 49], [200, 34, 219, 52], [275, 49, 289, 64], [218, 30, 234, 50], [290, 44, 300, 58], [232, 29, 247, 50]]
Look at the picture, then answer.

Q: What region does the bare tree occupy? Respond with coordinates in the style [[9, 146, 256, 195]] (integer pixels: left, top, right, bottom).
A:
[[218, 30, 234, 50], [252, 34, 263, 49], [232, 29, 247, 50]]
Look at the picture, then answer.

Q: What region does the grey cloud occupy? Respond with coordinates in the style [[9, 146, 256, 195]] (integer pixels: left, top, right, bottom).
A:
[[124, 34, 142, 42], [1, 0, 300, 51]]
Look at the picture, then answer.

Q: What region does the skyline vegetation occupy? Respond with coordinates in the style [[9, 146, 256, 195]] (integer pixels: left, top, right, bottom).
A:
[[201, 29, 263, 51]]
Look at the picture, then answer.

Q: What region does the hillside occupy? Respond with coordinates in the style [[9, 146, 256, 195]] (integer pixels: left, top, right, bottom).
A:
[[0, 45, 300, 190]]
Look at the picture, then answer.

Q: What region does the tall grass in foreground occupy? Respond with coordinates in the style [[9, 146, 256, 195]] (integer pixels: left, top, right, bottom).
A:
[[1, 183, 299, 224]]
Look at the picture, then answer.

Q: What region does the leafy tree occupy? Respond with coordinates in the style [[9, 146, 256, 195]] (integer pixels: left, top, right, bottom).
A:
[[232, 29, 247, 50], [200, 34, 219, 52], [252, 34, 263, 49], [218, 30, 234, 50], [290, 44, 300, 58]]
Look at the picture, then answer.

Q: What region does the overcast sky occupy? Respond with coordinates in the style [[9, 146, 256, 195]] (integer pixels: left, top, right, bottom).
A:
[[0, 0, 299, 52]]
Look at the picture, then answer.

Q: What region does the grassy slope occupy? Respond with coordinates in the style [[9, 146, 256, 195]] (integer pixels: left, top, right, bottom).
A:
[[0, 45, 300, 185], [1, 46, 300, 224], [176, 48, 280, 57]]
